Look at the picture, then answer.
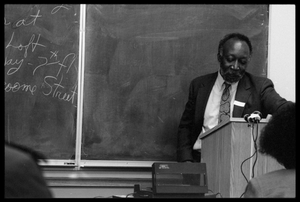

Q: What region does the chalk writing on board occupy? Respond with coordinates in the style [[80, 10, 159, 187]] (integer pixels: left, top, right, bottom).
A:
[[5, 4, 79, 159], [4, 6, 78, 107], [51, 4, 71, 14], [4, 81, 37, 95], [10, 9, 42, 28], [5, 32, 46, 75]]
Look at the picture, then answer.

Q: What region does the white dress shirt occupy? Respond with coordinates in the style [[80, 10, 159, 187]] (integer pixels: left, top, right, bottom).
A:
[[193, 71, 238, 150]]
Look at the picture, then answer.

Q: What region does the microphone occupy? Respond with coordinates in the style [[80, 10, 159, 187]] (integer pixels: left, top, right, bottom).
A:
[[244, 111, 262, 123], [243, 114, 250, 122]]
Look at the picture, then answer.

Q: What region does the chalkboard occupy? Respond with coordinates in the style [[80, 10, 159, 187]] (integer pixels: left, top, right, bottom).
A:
[[82, 5, 269, 161], [4, 5, 79, 159], [4, 5, 269, 163]]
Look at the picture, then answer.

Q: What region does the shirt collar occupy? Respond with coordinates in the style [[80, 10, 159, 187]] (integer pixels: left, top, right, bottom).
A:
[[217, 70, 239, 90], [216, 71, 225, 89]]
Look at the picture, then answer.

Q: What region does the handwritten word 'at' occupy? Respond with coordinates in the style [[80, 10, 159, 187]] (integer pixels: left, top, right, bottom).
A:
[[4, 9, 42, 28]]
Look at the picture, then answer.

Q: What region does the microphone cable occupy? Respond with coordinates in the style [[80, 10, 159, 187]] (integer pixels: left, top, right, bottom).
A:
[[239, 123, 259, 198]]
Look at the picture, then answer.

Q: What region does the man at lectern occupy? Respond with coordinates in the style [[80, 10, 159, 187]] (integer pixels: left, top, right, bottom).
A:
[[176, 33, 293, 163]]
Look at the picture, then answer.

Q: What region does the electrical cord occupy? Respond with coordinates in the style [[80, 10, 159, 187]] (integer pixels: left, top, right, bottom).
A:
[[126, 193, 134, 198], [208, 189, 223, 198], [239, 123, 259, 198], [127, 184, 153, 198], [251, 125, 259, 178]]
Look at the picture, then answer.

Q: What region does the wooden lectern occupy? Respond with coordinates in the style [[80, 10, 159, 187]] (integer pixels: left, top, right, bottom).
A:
[[199, 118, 284, 198]]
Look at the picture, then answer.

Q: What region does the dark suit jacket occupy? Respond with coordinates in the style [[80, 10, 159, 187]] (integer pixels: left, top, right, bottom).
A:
[[177, 71, 291, 162], [5, 145, 53, 198]]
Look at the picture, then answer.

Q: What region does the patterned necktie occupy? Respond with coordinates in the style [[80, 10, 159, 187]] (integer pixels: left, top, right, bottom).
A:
[[219, 82, 231, 123]]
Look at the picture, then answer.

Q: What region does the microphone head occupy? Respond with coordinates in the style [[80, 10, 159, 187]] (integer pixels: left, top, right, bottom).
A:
[[252, 111, 262, 118], [243, 114, 250, 122], [248, 111, 262, 123], [244, 111, 262, 123]]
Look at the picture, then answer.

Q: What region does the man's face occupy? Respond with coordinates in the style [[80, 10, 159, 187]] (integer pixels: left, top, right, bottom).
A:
[[219, 38, 251, 83]]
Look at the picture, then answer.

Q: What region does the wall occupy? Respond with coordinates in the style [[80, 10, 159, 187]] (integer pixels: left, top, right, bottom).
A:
[[268, 5, 295, 102]]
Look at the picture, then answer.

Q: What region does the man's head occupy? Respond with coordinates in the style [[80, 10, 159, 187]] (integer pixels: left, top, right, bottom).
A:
[[217, 33, 252, 83]]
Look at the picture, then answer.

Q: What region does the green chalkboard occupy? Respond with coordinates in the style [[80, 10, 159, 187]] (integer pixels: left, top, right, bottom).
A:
[[5, 4, 80, 159], [5, 4, 269, 163], [82, 5, 269, 161]]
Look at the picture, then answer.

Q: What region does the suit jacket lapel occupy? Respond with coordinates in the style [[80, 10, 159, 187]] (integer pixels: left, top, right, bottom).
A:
[[233, 74, 252, 117], [196, 72, 218, 120]]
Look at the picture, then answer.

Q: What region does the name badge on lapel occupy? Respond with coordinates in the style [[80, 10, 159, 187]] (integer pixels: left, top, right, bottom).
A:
[[234, 100, 245, 107]]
